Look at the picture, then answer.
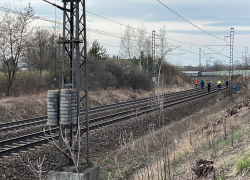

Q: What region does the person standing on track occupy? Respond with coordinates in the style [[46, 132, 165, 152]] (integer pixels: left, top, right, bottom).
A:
[[234, 84, 237, 94], [195, 79, 198, 89], [225, 80, 228, 88], [217, 80, 222, 89], [207, 80, 211, 92], [201, 80, 204, 89]]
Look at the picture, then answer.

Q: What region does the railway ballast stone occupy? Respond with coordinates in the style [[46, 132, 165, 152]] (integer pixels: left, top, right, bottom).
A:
[[0, 88, 229, 179]]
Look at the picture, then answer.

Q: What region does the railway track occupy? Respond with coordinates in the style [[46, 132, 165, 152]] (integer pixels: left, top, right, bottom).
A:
[[0, 86, 210, 133], [0, 85, 224, 157]]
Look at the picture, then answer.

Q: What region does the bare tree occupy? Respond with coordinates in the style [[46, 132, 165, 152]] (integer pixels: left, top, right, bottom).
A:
[[135, 24, 147, 71], [120, 25, 135, 59], [0, 3, 34, 95], [21, 155, 46, 180], [28, 27, 51, 85], [156, 26, 169, 87], [145, 36, 152, 74]]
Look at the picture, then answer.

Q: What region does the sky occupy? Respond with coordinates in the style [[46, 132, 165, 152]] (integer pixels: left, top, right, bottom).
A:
[[1, 0, 250, 66]]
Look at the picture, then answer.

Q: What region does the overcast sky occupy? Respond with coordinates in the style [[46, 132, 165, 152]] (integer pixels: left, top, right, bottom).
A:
[[1, 0, 250, 66]]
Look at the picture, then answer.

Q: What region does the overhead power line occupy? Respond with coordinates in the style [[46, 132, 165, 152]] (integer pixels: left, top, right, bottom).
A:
[[156, 0, 225, 41], [204, 46, 229, 58], [53, 0, 225, 47], [0, 6, 233, 60]]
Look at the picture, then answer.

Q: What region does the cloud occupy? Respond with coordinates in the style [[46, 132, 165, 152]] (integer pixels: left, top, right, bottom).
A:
[[86, 0, 98, 7], [145, 11, 153, 18]]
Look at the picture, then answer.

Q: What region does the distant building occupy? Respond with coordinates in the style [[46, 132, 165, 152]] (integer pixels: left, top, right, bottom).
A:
[[17, 63, 28, 70], [17, 63, 28, 68]]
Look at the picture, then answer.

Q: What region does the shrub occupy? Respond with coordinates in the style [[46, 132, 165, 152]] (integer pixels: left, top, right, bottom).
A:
[[125, 68, 151, 90], [236, 154, 250, 173], [88, 58, 151, 90], [0, 70, 57, 96]]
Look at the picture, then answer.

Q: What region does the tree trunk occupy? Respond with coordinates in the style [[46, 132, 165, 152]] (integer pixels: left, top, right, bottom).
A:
[[158, 61, 162, 87], [6, 70, 15, 96], [39, 69, 42, 86]]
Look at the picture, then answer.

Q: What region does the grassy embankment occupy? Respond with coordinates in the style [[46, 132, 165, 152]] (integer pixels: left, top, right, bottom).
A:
[[0, 84, 192, 124], [97, 80, 250, 180]]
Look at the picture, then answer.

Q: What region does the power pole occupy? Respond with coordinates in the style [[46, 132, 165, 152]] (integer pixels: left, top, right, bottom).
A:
[[245, 47, 248, 82], [199, 48, 201, 88], [242, 54, 244, 82], [52, 0, 89, 167], [152, 30, 156, 97], [229, 28, 234, 99]]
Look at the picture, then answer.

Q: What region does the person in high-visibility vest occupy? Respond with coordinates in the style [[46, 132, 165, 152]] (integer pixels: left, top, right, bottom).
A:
[[194, 79, 198, 88], [217, 80, 222, 89]]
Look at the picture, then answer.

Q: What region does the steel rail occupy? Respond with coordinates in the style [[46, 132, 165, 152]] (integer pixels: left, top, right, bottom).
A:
[[0, 87, 206, 133], [0, 86, 224, 157]]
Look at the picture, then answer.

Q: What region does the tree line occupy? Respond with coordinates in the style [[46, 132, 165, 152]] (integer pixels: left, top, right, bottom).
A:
[[0, 3, 190, 97]]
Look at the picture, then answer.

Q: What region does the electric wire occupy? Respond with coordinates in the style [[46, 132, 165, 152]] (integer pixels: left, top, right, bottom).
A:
[[156, 0, 225, 41], [0, 5, 239, 63], [38, 1, 245, 58], [204, 46, 229, 58], [0, 5, 226, 49]]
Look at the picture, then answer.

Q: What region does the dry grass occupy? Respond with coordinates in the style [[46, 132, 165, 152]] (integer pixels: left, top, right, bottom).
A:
[[0, 92, 47, 123], [96, 80, 250, 180], [0, 83, 193, 124]]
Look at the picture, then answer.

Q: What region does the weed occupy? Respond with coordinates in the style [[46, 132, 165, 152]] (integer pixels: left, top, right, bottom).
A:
[[236, 154, 250, 173], [216, 176, 225, 180], [138, 155, 146, 164], [103, 158, 115, 166]]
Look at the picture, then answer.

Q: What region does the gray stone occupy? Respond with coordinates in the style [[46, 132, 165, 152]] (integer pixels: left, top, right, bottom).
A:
[[47, 166, 100, 180]]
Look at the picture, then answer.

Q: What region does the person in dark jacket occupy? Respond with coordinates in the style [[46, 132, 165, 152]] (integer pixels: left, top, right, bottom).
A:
[[225, 80, 228, 88], [201, 80, 204, 89], [207, 80, 211, 92]]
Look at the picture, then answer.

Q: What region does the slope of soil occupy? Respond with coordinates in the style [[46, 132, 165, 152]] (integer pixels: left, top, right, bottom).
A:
[[94, 82, 250, 180]]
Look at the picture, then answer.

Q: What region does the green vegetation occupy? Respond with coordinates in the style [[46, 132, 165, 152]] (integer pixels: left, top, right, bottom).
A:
[[102, 158, 115, 166], [216, 176, 225, 180], [88, 39, 107, 59], [236, 154, 250, 173]]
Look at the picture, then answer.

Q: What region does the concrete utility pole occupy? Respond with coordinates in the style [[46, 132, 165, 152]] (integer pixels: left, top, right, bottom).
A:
[[152, 30, 156, 97]]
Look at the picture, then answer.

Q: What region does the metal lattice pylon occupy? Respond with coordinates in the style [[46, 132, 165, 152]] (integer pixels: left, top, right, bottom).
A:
[[59, 0, 89, 165], [152, 30, 156, 96], [245, 47, 248, 81], [229, 28, 234, 99], [199, 48, 201, 87]]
